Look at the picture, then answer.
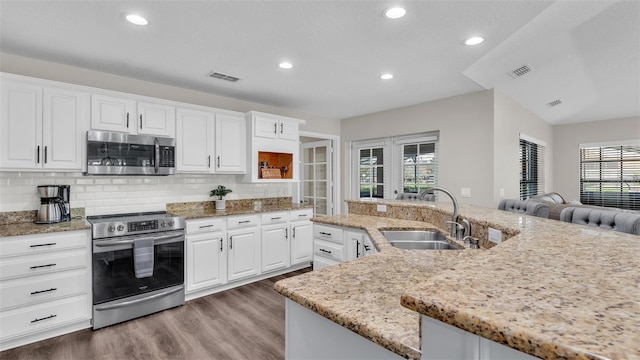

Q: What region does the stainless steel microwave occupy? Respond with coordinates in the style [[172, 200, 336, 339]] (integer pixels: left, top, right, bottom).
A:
[[86, 130, 176, 176]]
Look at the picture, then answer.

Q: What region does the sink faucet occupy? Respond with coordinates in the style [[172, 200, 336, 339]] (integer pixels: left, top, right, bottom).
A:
[[419, 186, 461, 239]]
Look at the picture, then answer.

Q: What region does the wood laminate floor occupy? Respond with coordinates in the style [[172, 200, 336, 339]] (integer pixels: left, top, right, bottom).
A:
[[0, 268, 311, 360]]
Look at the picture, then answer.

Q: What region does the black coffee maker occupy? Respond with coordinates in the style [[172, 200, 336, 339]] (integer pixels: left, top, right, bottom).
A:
[[36, 185, 71, 224]]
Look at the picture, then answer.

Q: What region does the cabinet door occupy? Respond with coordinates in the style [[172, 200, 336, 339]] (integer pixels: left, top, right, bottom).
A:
[[0, 80, 42, 169], [90, 94, 136, 133], [345, 230, 365, 261], [175, 108, 214, 173], [42, 87, 88, 170], [137, 101, 175, 137], [227, 228, 260, 282], [215, 113, 246, 173], [290, 221, 313, 265], [362, 234, 377, 256], [253, 115, 278, 139], [186, 232, 226, 292], [278, 119, 299, 141], [261, 225, 289, 273]]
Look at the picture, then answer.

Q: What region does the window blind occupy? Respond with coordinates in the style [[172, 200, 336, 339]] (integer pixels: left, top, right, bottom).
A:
[[519, 138, 545, 200], [579, 144, 640, 210]]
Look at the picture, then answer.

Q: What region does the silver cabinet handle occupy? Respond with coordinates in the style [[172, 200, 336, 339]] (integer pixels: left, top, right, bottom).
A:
[[199, 224, 214, 229], [280, 122, 284, 134], [229, 235, 233, 249], [44, 146, 47, 164], [30, 263, 56, 269], [208, 155, 211, 168], [31, 314, 56, 323], [36, 145, 40, 164], [30, 243, 56, 248], [220, 238, 223, 252], [274, 122, 277, 134], [217, 156, 220, 168], [126, 112, 129, 128], [30, 288, 57, 295], [139, 114, 143, 129], [292, 227, 296, 238], [285, 227, 288, 239]]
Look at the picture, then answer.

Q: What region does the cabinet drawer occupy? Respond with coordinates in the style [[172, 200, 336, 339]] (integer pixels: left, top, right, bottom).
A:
[[0, 294, 89, 341], [0, 249, 87, 280], [0, 269, 88, 311], [227, 215, 259, 229], [0, 231, 88, 258], [186, 218, 225, 234], [313, 224, 343, 244], [314, 240, 344, 262], [290, 208, 313, 221], [261, 212, 289, 225]]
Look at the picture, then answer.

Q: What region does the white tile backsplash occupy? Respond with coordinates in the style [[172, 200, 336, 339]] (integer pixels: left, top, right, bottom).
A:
[[0, 172, 292, 215]]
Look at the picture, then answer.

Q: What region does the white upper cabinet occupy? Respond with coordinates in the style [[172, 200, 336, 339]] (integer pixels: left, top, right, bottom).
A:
[[254, 114, 299, 141], [0, 76, 88, 171], [91, 94, 175, 137], [176, 107, 246, 174], [214, 113, 246, 173], [137, 101, 176, 137], [176, 107, 214, 173]]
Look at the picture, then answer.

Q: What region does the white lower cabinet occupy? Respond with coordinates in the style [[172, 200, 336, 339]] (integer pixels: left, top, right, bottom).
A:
[[421, 316, 539, 360], [227, 227, 260, 282], [313, 223, 377, 270], [185, 218, 227, 293], [290, 209, 313, 265], [0, 230, 91, 351]]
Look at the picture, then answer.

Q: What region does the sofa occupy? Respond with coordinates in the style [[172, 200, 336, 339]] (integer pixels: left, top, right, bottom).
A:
[[497, 199, 550, 218], [560, 207, 640, 235]]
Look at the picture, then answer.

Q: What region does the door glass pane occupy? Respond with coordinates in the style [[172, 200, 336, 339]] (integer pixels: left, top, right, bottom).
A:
[[360, 184, 371, 198], [316, 181, 327, 197], [304, 181, 314, 196], [303, 148, 313, 163], [372, 148, 383, 165], [315, 199, 327, 215], [315, 147, 326, 162], [372, 185, 384, 198], [304, 164, 314, 180], [374, 166, 384, 183], [315, 163, 327, 180]]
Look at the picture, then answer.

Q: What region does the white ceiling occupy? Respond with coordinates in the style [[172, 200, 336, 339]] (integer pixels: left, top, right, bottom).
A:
[[1, 1, 638, 124]]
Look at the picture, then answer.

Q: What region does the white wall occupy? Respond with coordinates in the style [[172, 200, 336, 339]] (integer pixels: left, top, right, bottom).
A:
[[493, 89, 554, 204], [553, 116, 640, 201], [341, 90, 495, 208]]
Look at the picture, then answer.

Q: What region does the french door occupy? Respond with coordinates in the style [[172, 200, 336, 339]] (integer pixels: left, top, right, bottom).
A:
[[301, 140, 334, 216]]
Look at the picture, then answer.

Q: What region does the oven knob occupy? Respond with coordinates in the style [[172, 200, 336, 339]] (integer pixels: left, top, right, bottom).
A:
[[117, 224, 125, 232], [108, 225, 115, 232], [168, 220, 175, 227]]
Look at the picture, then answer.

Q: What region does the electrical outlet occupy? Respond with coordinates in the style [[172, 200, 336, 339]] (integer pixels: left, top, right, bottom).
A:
[[488, 227, 502, 244], [376, 204, 387, 212], [499, 188, 505, 198], [461, 188, 471, 198]]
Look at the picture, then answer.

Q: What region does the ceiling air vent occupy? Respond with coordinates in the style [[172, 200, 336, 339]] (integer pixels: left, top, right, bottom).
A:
[[208, 72, 240, 82], [546, 99, 562, 107], [507, 65, 533, 79]]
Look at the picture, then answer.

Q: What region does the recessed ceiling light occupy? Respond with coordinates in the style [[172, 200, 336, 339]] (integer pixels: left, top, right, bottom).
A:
[[464, 36, 484, 46], [380, 73, 394, 80], [125, 14, 148, 26], [278, 62, 293, 69], [384, 7, 406, 19]]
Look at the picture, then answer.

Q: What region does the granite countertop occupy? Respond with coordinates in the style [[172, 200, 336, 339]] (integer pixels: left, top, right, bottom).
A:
[[274, 202, 640, 360], [274, 214, 481, 359], [0, 218, 90, 237]]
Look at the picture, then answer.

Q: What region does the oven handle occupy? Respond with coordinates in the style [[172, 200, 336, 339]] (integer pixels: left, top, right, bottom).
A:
[[94, 233, 184, 247], [94, 286, 184, 311]]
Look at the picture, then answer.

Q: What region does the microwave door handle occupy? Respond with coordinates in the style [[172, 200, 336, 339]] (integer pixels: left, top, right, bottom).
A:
[[154, 137, 160, 174]]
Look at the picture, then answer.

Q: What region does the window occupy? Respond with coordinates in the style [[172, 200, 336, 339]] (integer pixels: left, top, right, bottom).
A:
[[352, 132, 438, 199], [580, 143, 640, 210], [519, 136, 545, 200]]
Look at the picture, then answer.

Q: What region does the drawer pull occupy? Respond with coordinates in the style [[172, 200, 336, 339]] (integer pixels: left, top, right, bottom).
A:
[[30, 288, 57, 295], [271, 217, 282, 220], [319, 248, 332, 254], [238, 220, 251, 224], [199, 224, 214, 229], [29, 263, 56, 269], [298, 214, 308, 217], [31, 314, 57, 323], [30, 243, 57, 248], [319, 232, 332, 236]]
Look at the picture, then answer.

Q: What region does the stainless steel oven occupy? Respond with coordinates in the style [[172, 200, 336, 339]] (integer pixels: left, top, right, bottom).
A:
[[88, 211, 185, 330], [85, 130, 176, 176]]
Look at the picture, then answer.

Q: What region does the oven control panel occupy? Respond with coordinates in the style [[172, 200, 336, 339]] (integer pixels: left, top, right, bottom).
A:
[[128, 220, 158, 232]]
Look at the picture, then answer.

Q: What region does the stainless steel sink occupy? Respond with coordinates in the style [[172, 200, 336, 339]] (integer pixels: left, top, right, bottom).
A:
[[381, 230, 461, 250]]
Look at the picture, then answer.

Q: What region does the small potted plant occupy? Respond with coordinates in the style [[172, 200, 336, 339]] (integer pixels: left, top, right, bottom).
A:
[[210, 185, 232, 211]]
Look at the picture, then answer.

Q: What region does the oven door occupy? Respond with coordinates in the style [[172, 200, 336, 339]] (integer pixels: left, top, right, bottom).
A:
[[92, 231, 184, 305]]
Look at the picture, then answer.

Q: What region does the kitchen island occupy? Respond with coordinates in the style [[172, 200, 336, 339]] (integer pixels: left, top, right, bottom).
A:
[[274, 200, 640, 360]]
